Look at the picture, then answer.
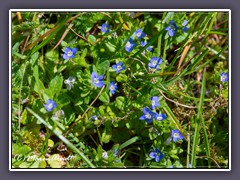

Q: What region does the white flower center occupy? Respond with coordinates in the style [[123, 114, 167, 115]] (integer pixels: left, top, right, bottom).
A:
[[152, 100, 155, 106], [117, 65, 122, 70], [137, 32, 141, 37], [126, 42, 131, 48], [146, 113, 151, 119], [152, 60, 157, 66], [67, 51, 73, 57], [110, 85, 115, 90], [221, 75, 226, 81], [94, 78, 99, 84], [48, 103, 53, 109], [157, 116, 162, 121], [173, 133, 179, 138]]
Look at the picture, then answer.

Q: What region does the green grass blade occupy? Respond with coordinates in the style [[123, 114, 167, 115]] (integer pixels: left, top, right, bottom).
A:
[[119, 136, 141, 150], [26, 107, 95, 168], [191, 68, 208, 168], [161, 100, 187, 139]]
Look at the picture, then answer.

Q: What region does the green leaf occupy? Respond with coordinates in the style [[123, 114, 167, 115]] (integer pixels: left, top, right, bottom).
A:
[[46, 50, 59, 61], [12, 143, 31, 155], [116, 74, 128, 83], [99, 90, 110, 103], [102, 123, 112, 143], [98, 60, 110, 75], [105, 42, 116, 52], [88, 35, 96, 44], [47, 154, 64, 168], [20, 109, 28, 125], [162, 12, 174, 24], [33, 65, 45, 95], [30, 52, 39, 66], [48, 75, 63, 97], [115, 96, 125, 110]]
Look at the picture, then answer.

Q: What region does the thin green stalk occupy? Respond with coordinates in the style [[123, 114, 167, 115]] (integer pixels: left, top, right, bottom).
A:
[[156, 24, 162, 57], [191, 68, 207, 168], [26, 107, 95, 168], [187, 133, 191, 168], [161, 100, 187, 139]]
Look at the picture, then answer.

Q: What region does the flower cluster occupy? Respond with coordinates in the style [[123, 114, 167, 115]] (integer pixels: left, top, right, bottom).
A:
[[124, 28, 152, 53], [139, 96, 166, 124], [165, 19, 189, 37], [90, 61, 126, 95]]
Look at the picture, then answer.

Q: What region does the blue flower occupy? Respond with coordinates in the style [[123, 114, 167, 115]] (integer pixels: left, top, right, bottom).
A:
[[109, 81, 118, 94], [91, 72, 104, 88], [112, 62, 125, 73], [171, 129, 184, 142], [140, 41, 153, 52], [150, 96, 160, 109], [101, 23, 110, 33], [165, 20, 178, 37], [124, 37, 136, 52], [155, 113, 167, 121], [148, 57, 163, 69], [149, 148, 164, 162], [44, 99, 57, 112], [139, 107, 156, 124], [63, 47, 78, 60], [220, 72, 228, 82], [133, 28, 146, 39], [169, 165, 173, 168], [182, 19, 189, 33]]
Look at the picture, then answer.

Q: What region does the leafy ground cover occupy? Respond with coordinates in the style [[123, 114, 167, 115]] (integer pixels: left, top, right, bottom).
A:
[[11, 11, 229, 169]]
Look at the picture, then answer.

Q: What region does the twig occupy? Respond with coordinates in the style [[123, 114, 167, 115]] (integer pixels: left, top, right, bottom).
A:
[[128, 57, 148, 73], [51, 23, 74, 51], [174, 51, 202, 77], [25, 13, 84, 51], [69, 27, 93, 45], [196, 156, 221, 168], [159, 89, 197, 109], [64, 85, 105, 137]]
